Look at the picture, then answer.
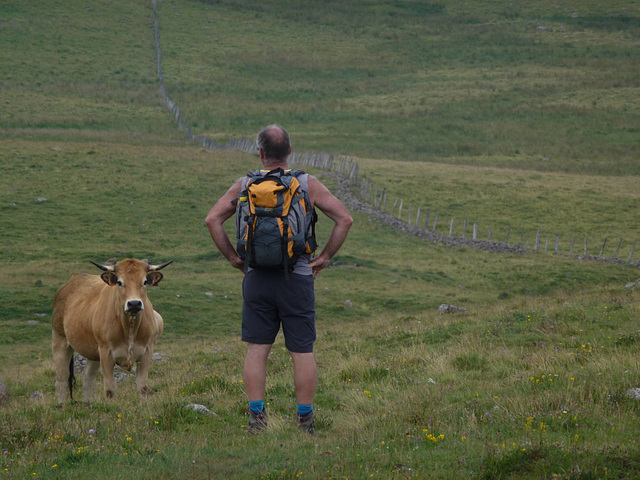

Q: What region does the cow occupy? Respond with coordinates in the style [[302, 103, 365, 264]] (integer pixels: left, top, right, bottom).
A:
[[52, 258, 172, 402]]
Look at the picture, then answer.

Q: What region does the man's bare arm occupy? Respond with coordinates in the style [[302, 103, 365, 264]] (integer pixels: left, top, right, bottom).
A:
[[205, 181, 245, 272], [308, 176, 353, 278]]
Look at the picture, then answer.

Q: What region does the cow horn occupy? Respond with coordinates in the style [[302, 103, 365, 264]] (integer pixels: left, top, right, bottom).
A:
[[148, 260, 173, 271], [90, 260, 116, 272]]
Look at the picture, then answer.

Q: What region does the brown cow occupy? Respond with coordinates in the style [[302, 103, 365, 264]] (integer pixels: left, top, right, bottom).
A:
[[52, 258, 171, 402]]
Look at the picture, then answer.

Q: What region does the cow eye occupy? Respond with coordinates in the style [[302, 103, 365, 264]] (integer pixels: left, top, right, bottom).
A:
[[143, 279, 148, 286], [117, 280, 123, 287]]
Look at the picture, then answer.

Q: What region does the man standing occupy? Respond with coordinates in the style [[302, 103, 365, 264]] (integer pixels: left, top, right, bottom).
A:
[[205, 125, 353, 434]]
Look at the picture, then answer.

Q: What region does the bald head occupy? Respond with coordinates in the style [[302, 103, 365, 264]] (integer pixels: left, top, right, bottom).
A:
[[256, 124, 291, 164]]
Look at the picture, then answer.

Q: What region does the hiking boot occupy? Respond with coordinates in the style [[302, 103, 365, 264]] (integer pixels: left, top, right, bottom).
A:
[[297, 410, 316, 435], [248, 408, 268, 435]]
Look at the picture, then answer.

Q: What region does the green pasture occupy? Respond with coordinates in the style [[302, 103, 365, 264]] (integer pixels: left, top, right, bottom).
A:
[[1, 0, 639, 478]]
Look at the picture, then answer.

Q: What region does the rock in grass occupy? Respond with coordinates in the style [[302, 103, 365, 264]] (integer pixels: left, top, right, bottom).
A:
[[625, 388, 640, 401], [186, 404, 217, 416], [438, 304, 467, 314]]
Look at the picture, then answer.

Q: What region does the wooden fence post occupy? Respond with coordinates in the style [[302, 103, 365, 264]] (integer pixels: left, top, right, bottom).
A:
[[555, 234, 559, 254], [433, 212, 439, 232], [535, 229, 541, 252], [449, 218, 454, 237], [392, 198, 399, 216], [584, 237, 588, 256], [416, 208, 421, 227], [408, 205, 412, 225], [473, 223, 477, 240], [614, 238, 622, 259], [488, 228, 492, 241], [599, 238, 607, 257], [463, 220, 467, 239], [377, 189, 385, 210], [505, 226, 511, 245], [398, 199, 403, 220], [629, 238, 637, 262]]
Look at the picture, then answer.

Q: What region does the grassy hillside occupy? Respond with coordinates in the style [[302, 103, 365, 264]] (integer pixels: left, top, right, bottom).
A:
[[1, 0, 639, 479], [155, 0, 639, 175]]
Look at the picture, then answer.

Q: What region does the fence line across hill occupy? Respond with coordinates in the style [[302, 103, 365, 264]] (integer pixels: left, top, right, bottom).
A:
[[152, 0, 639, 267]]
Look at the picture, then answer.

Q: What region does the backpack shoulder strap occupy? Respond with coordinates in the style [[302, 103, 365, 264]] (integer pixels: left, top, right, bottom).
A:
[[288, 169, 309, 192]]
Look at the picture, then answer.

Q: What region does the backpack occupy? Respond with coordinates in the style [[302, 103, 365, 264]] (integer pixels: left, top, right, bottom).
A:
[[236, 168, 317, 276]]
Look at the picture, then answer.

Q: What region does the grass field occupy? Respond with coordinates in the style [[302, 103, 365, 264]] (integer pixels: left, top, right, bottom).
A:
[[1, 0, 639, 478]]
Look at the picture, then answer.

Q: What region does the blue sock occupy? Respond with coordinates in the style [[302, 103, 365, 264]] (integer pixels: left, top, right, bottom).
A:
[[297, 404, 313, 416], [249, 400, 264, 414]]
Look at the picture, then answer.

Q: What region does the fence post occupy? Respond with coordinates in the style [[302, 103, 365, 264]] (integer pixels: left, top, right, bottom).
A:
[[416, 208, 421, 227], [398, 199, 403, 220], [463, 220, 467, 239], [377, 189, 385, 210], [408, 205, 412, 225], [449, 218, 454, 237], [629, 238, 637, 262], [473, 223, 477, 240], [614, 238, 622, 259], [599, 238, 607, 257], [392, 198, 399, 216], [488, 228, 492, 241], [584, 237, 588, 256], [535, 229, 541, 252], [505, 226, 511, 245], [433, 212, 439, 232], [555, 234, 559, 254], [545, 234, 550, 253]]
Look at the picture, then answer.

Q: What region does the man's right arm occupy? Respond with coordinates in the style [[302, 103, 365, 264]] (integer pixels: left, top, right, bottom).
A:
[[205, 181, 245, 272]]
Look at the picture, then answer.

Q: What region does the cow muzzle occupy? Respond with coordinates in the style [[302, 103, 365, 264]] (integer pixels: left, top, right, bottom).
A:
[[125, 299, 144, 315]]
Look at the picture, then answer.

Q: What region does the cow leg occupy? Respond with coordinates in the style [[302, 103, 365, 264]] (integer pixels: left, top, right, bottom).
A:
[[136, 347, 153, 396], [52, 331, 73, 403], [98, 346, 117, 399], [83, 359, 100, 402]]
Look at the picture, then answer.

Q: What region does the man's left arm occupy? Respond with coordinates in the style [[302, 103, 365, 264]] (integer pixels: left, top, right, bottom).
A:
[[308, 176, 353, 278]]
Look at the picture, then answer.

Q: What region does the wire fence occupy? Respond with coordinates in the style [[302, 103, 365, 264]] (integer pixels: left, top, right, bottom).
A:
[[152, 0, 639, 266]]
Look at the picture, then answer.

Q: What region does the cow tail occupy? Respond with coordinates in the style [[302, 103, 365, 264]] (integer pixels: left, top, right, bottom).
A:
[[68, 356, 77, 399]]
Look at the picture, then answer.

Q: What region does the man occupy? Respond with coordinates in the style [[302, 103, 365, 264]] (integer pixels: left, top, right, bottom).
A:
[[205, 125, 353, 434]]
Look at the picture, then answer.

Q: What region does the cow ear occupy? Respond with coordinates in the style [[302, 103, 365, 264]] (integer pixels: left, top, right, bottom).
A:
[[101, 272, 118, 286], [147, 272, 163, 286]]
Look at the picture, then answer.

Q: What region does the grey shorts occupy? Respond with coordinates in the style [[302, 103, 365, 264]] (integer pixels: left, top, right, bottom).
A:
[[242, 270, 316, 353]]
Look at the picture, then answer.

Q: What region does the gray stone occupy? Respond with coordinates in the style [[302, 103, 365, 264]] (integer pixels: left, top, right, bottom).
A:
[[438, 304, 467, 314], [186, 404, 217, 416], [625, 388, 640, 401]]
